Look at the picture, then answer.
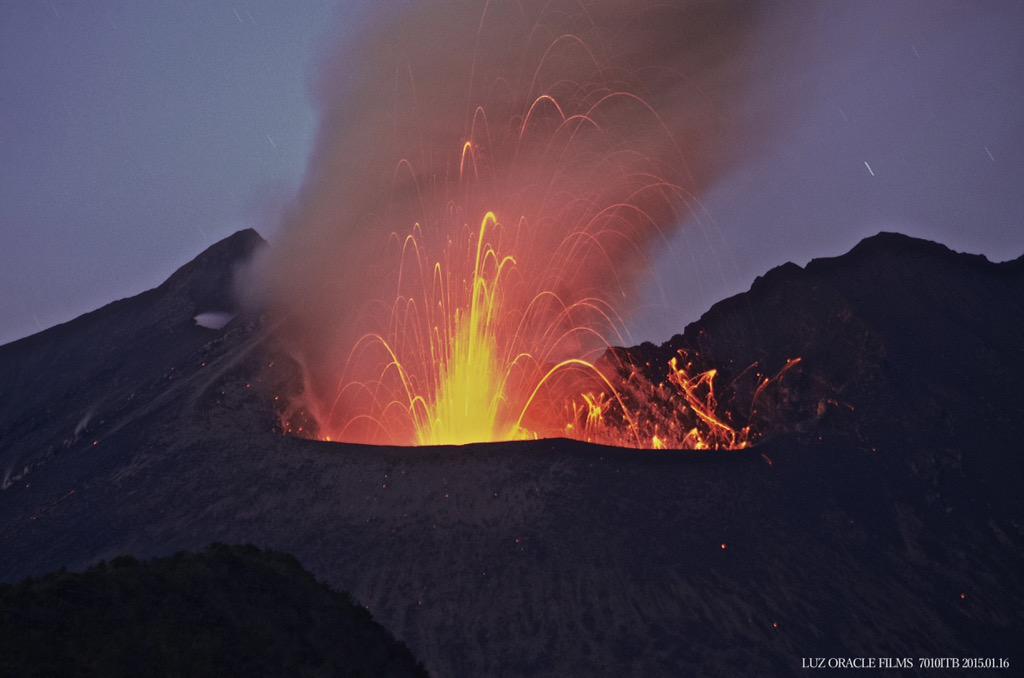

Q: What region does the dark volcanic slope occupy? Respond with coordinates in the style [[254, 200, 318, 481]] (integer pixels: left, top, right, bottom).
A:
[[0, 544, 426, 678], [0, 228, 266, 490], [1, 232, 1022, 677], [633, 232, 1024, 512]]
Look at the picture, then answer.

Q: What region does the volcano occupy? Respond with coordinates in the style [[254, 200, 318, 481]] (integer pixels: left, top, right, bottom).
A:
[[1, 231, 1022, 676]]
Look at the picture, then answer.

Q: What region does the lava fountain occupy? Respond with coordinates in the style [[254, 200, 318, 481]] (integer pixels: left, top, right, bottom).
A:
[[256, 1, 780, 449]]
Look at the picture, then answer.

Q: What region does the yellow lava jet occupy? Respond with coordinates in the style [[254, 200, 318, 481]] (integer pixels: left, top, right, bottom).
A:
[[413, 212, 528, 445]]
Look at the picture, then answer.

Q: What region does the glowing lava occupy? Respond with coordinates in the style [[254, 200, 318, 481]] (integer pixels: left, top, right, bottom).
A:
[[413, 212, 524, 445], [310, 205, 777, 449]]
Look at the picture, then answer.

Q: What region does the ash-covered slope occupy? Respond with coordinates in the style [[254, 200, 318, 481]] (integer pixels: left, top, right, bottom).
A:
[[0, 229, 266, 490], [0, 231, 1022, 677]]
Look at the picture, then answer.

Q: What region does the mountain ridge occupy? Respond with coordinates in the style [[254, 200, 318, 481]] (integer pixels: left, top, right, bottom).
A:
[[0, 228, 264, 353], [1, 228, 1021, 676]]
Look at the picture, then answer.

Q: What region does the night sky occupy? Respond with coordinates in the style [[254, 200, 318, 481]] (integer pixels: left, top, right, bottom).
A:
[[2, 1, 1022, 346]]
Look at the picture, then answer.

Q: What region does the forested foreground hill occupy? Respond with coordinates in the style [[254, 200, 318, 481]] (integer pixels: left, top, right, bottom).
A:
[[0, 544, 427, 678]]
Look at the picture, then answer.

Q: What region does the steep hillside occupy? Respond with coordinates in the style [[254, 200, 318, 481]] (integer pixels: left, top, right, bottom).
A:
[[0, 543, 426, 677]]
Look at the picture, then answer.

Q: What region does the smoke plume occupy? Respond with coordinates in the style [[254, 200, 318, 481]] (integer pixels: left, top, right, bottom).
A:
[[246, 0, 770, 442]]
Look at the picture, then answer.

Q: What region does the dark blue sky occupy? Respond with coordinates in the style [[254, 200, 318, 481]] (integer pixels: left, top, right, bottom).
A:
[[0, 1, 339, 343], [2, 1, 1022, 345]]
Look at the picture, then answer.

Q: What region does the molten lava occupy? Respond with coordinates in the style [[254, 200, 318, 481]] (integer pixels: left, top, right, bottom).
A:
[[412, 212, 523, 445]]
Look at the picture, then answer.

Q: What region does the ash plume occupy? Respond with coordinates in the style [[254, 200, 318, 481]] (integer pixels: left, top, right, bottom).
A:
[[244, 0, 772, 438]]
